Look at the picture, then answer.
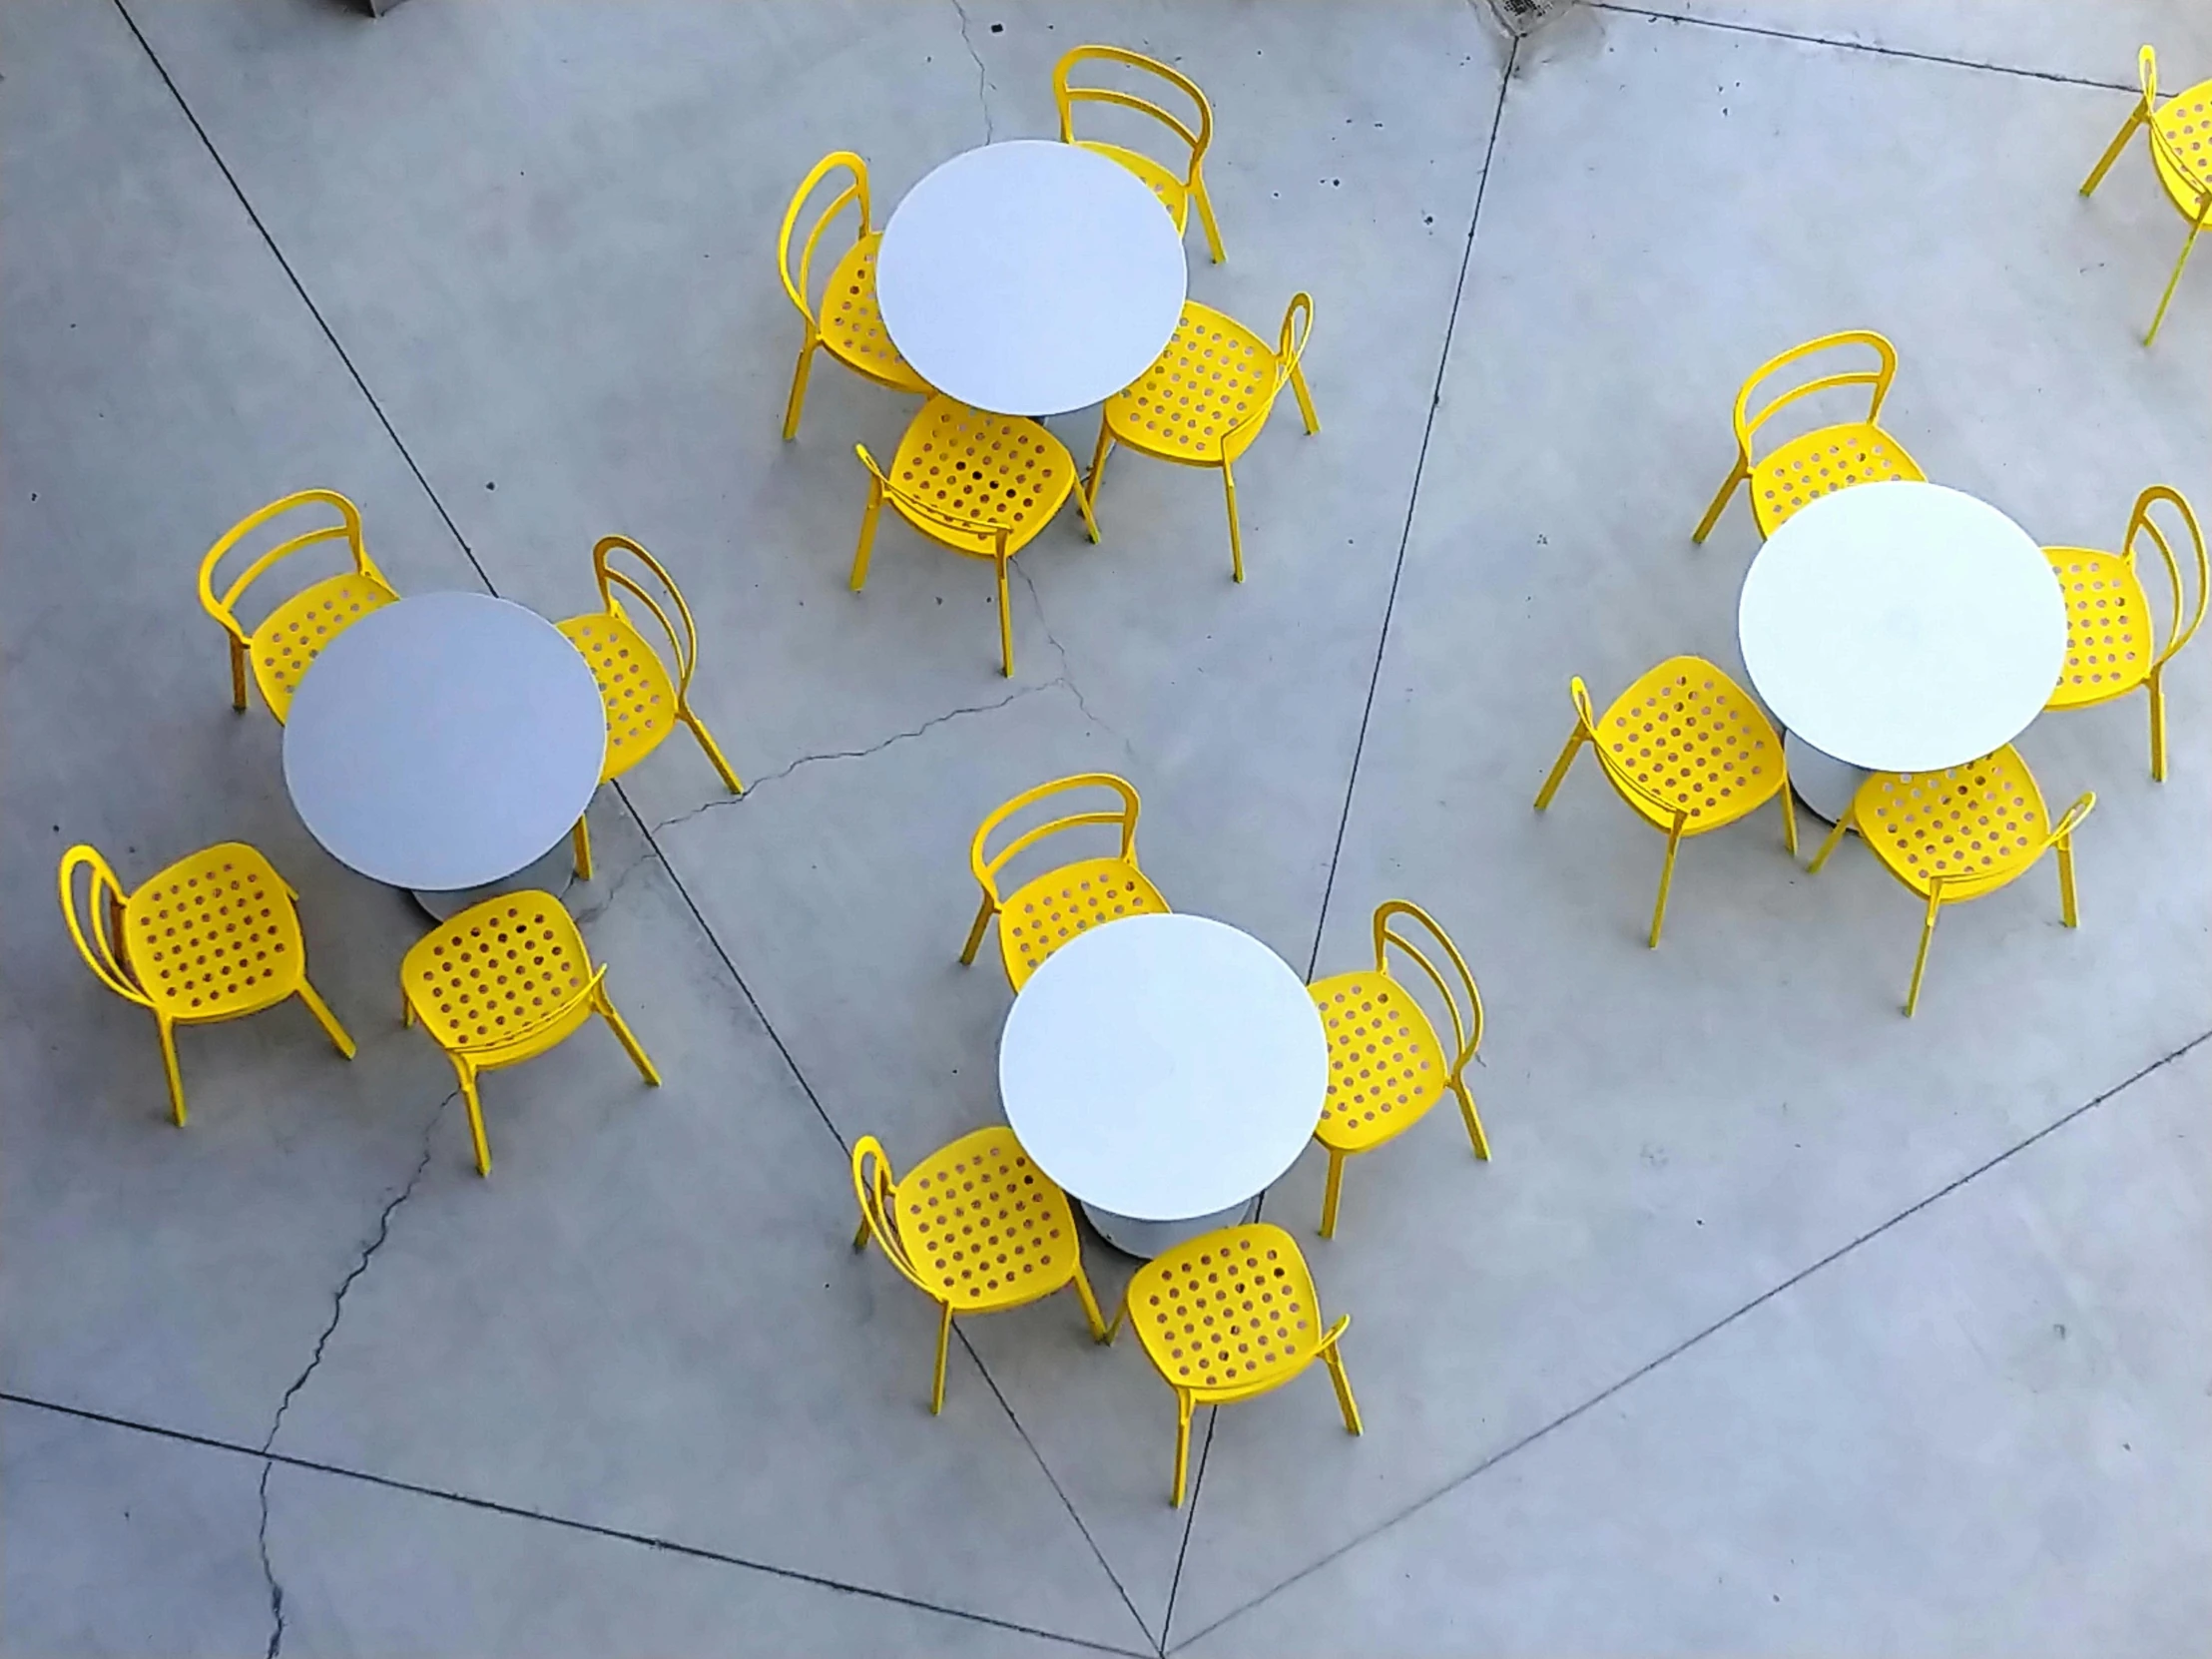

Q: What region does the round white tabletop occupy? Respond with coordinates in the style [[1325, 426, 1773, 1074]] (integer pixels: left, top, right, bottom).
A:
[[999, 913, 1327, 1251], [875, 140, 1188, 417], [1739, 483, 2065, 790], [283, 592, 607, 894]]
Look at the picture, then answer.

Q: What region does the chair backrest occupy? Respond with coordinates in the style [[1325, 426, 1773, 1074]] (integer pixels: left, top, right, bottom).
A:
[[2138, 47, 2212, 207], [854, 441, 1014, 555], [1730, 330, 1900, 463], [851, 1135, 935, 1296], [969, 773, 1143, 905], [2125, 484, 2209, 667], [779, 151, 871, 333], [1224, 292, 1316, 450], [1567, 675, 1690, 829], [199, 488, 382, 645], [1053, 46, 1213, 188], [590, 535, 705, 709], [58, 844, 148, 1008], [1372, 900, 1483, 1084]]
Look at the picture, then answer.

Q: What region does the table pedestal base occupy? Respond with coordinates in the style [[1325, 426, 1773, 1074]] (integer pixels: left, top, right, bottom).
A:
[[411, 838, 579, 920], [1081, 1199, 1253, 1260], [1785, 733, 1868, 825]]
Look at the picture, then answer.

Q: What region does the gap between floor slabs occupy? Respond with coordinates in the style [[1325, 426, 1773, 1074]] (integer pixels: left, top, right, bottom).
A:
[[1166, 1021, 2212, 1652]]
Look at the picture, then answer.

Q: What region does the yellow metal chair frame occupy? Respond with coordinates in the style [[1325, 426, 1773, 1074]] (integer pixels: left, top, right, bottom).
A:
[[558, 535, 742, 880], [778, 150, 931, 439], [850, 397, 1098, 678], [59, 841, 356, 1126], [2081, 47, 2212, 344], [1808, 750, 2094, 1017], [1533, 658, 1798, 947], [851, 1128, 1108, 1414], [1109, 1223, 1361, 1506], [1309, 900, 1487, 1239], [199, 488, 399, 722], [2044, 484, 2206, 780], [959, 772, 1169, 991], [401, 891, 659, 1176], [1054, 45, 1225, 263], [1088, 293, 1319, 583], [1691, 330, 1925, 543]]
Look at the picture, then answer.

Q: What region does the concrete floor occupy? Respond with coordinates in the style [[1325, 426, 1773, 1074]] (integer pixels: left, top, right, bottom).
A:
[[5, 1, 2209, 1653]]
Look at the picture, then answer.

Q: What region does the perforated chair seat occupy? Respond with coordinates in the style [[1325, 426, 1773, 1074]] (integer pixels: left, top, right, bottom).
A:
[[1105, 302, 1282, 467], [820, 235, 930, 394], [2044, 547, 2156, 708], [1075, 139, 1192, 231], [559, 608, 678, 783], [1851, 750, 2053, 902], [996, 855, 1169, 990], [249, 570, 398, 721], [2150, 80, 2212, 214], [883, 397, 1084, 560], [1749, 423, 1925, 535], [1309, 970, 1447, 1155], [883, 1128, 1086, 1314], [124, 843, 311, 1025], [1591, 657, 1788, 834], [1124, 1224, 1338, 1403]]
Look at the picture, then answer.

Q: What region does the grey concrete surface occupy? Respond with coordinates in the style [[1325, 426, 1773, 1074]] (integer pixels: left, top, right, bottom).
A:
[[4, 0, 2207, 1654]]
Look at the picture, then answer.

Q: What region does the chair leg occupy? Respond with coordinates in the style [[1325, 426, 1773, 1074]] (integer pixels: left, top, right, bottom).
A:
[[1191, 174, 1226, 264], [2057, 833, 2081, 928], [992, 558, 1015, 677], [1171, 1392, 1194, 1506], [959, 890, 997, 966], [1807, 809, 1854, 873], [295, 978, 356, 1059], [1453, 1078, 1490, 1160], [455, 1060, 492, 1177], [1069, 1260, 1109, 1341], [571, 815, 593, 880], [2144, 217, 2204, 346], [1223, 464, 1245, 583], [1904, 893, 1940, 1018], [1692, 459, 1748, 544], [2148, 669, 2167, 782], [1290, 362, 1321, 435], [931, 1302, 953, 1415], [596, 987, 661, 1085], [2080, 107, 2145, 196], [156, 1018, 187, 1127], [228, 636, 249, 713], [782, 339, 817, 441], [1532, 727, 1586, 810], [1087, 416, 1114, 505], [1649, 824, 1685, 949], [852, 1212, 871, 1252], [1071, 472, 1101, 545], [1777, 770, 1799, 857], [685, 712, 744, 794], [1323, 1345, 1364, 1435], [1319, 1147, 1346, 1239], [849, 481, 883, 591]]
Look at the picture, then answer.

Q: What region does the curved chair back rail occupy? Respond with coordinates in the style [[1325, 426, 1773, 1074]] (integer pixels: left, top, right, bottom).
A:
[[1053, 45, 1223, 261], [2080, 46, 2212, 343]]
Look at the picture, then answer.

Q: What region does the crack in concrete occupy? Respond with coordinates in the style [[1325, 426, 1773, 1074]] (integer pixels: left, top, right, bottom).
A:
[[256, 1094, 448, 1657], [1014, 564, 1136, 761], [569, 846, 661, 926], [947, 0, 996, 141]]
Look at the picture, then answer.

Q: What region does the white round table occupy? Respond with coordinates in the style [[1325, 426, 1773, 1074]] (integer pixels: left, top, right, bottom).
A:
[[1738, 482, 2066, 821], [875, 140, 1188, 417], [283, 592, 607, 914], [998, 912, 1328, 1258]]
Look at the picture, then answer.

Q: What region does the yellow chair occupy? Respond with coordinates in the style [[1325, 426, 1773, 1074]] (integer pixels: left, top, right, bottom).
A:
[[401, 891, 659, 1177], [1691, 331, 1925, 543], [850, 397, 1098, 678], [2044, 485, 2206, 780], [1308, 900, 1487, 1240], [1807, 750, 2094, 1017], [851, 1127, 1108, 1414], [778, 151, 931, 440], [1533, 656, 1797, 947], [1054, 45, 1225, 263], [1088, 294, 1319, 583], [557, 536, 742, 880], [199, 488, 400, 722], [2081, 47, 2212, 344], [58, 841, 355, 1126], [960, 772, 1169, 991], [1109, 1223, 1361, 1507]]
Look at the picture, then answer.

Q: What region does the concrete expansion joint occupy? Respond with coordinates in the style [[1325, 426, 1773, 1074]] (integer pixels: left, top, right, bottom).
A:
[[254, 1093, 448, 1658], [947, 0, 996, 144]]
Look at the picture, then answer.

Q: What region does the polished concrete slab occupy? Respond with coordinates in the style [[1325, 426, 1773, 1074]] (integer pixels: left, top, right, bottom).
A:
[[5, 1, 2207, 1654]]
